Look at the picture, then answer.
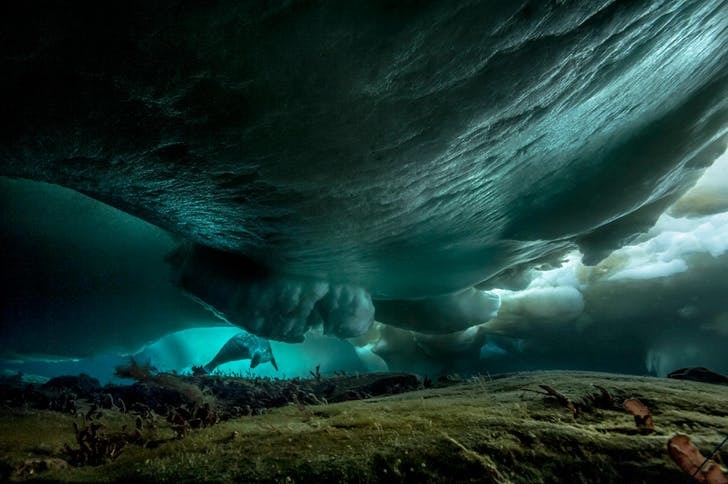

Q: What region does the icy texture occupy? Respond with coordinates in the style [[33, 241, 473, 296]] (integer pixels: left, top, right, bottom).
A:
[[608, 212, 728, 280], [363, 183, 728, 375], [487, 286, 585, 336], [1, 1, 727, 355], [375, 289, 501, 333], [169, 244, 375, 342], [1, 1, 726, 303], [670, 150, 728, 216], [318, 285, 377, 338]]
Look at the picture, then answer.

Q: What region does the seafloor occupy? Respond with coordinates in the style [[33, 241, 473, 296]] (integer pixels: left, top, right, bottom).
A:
[[1, 370, 726, 483]]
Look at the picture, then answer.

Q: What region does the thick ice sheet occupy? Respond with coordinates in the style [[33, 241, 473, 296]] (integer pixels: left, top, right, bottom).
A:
[[1, 1, 727, 355], [1, 0, 726, 301]]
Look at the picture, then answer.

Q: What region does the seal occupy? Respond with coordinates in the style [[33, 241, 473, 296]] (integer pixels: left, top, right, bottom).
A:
[[204, 332, 279, 373]]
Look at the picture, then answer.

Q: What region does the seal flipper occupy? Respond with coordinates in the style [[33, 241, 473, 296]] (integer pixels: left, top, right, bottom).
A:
[[270, 354, 279, 371], [203, 359, 218, 374]]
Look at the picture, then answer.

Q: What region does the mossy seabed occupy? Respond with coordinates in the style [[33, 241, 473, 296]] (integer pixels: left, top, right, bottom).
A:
[[1, 371, 726, 483]]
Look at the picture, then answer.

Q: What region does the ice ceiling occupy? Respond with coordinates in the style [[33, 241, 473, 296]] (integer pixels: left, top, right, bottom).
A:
[[1, 1, 727, 378]]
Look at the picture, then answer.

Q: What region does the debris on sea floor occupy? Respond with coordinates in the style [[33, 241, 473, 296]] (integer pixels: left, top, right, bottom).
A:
[[1, 371, 726, 482], [668, 434, 728, 483]]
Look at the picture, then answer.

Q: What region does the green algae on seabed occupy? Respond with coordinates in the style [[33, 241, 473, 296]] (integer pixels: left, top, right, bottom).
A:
[[1, 371, 727, 483]]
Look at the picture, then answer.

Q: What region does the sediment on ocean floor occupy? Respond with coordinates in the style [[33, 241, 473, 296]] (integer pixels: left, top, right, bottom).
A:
[[1, 371, 726, 482]]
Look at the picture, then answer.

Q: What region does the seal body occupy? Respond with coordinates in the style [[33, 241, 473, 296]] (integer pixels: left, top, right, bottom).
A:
[[204, 332, 278, 373]]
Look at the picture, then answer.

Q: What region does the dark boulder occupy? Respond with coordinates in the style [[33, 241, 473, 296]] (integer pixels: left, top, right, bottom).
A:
[[667, 367, 728, 385]]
